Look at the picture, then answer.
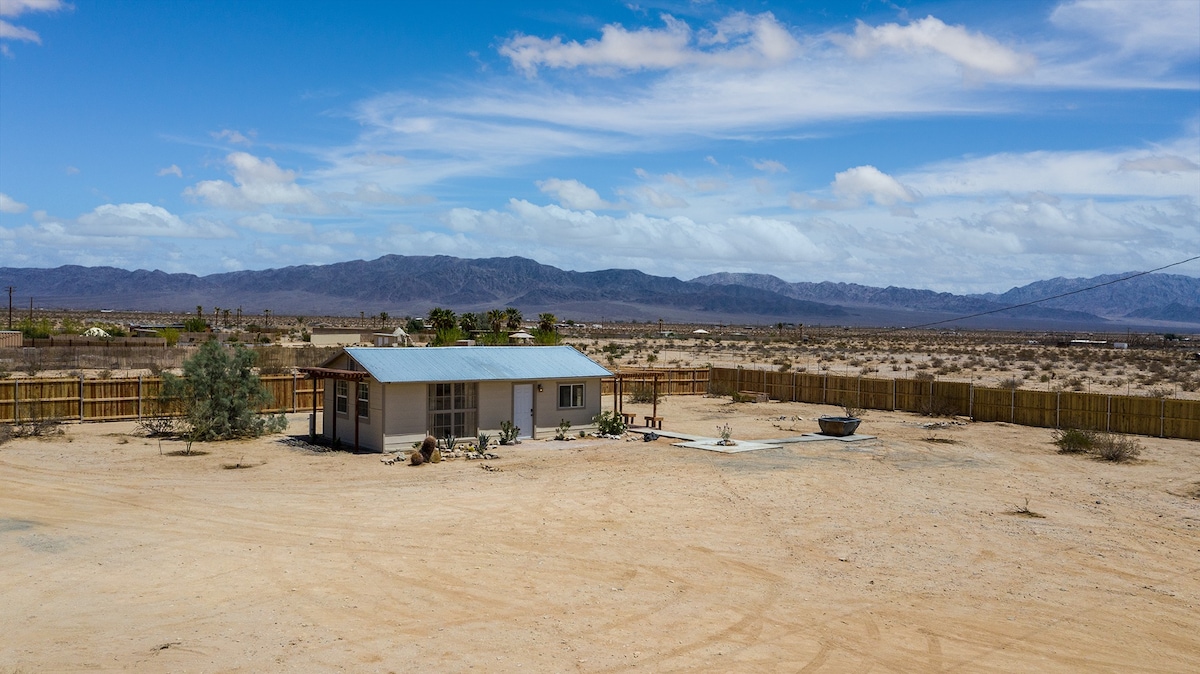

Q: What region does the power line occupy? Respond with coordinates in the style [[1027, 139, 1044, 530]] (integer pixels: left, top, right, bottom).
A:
[[886, 255, 1200, 332]]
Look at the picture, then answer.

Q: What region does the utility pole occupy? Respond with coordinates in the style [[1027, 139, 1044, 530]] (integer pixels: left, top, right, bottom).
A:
[[6, 286, 12, 329]]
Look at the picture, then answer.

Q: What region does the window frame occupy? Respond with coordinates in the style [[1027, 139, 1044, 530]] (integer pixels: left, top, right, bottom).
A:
[[427, 382, 478, 439], [558, 382, 585, 409], [357, 381, 370, 419], [335, 380, 348, 415]]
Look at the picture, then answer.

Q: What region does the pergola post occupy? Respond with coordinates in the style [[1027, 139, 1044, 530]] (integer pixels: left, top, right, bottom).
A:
[[652, 372, 659, 422]]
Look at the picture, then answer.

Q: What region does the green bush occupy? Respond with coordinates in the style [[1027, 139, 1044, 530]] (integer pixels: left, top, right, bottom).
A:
[[163, 340, 287, 447], [1052, 427, 1098, 454], [592, 410, 627, 435]]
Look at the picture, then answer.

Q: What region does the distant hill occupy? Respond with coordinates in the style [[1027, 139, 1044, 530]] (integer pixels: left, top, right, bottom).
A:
[[2, 256, 1197, 328], [691, 270, 1200, 325], [972, 273, 1200, 322]]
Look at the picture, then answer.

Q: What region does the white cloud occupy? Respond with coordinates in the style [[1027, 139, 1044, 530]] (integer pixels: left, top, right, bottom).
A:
[[903, 142, 1200, 198], [0, 20, 38, 42], [798, 165, 919, 213], [0, 192, 28, 213], [76, 203, 233, 238], [444, 199, 821, 266], [536, 178, 615, 210], [235, 213, 314, 236], [833, 166, 917, 207], [1119, 155, 1199, 173], [0, 0, 65, 50], [1051, 0, 1200, 59], [635, 186, 689, 209], [0, 0, 65, 17], [836, 16, 1036, 78], [211, 129, 255, 145], [156, 164, 183, 178], [499, 11, 798, 75], [752, 159, 788, 174], [185, 152, 323, 211]]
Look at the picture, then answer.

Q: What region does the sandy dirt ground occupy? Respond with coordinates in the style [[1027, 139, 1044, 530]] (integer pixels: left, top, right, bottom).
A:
[[2, 399, 1199, 673]]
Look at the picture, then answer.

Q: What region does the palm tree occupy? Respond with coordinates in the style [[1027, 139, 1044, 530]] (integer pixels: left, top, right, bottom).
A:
[[486, 308, 505, 334], [459, 312, 479, 333], [427, 307, 457, 333], [537, 313, 557, 333], [504, 307, 522, 332], [379, 311, 389, 327]]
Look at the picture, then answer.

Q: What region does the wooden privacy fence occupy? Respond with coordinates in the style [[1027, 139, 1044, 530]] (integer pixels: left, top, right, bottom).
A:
[[709, 367, 1200, 441], [0, 375, 324, 423], [601, 368, 710, 396]]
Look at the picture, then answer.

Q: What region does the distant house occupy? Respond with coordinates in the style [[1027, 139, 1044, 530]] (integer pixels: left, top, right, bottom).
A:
[[302, 345, 611, 452], [309, 327, 371, 347]]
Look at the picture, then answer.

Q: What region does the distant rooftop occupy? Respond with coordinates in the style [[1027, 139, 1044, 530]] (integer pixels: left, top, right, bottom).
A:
[[343, 345, 611, 383]]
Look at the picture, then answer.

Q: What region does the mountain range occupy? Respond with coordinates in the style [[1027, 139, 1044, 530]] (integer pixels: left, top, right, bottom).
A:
[[2, 256, 1198, 329]]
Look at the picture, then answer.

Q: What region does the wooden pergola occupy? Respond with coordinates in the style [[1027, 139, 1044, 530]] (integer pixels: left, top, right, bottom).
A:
[[298, 367, 368, 451]]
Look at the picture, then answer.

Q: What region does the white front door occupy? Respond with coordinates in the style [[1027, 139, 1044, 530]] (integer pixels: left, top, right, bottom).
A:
[[512, 384, 534, 439]]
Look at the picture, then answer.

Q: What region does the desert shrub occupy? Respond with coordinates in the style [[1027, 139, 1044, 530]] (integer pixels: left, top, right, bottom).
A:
[[592, 410, 627, 435], [626, 383, 660, 404], [0, 424, 11, 445], [136, 415, 178, 437], [1052, 427, 1098, 454], [554, 419, 572, 440], [162, 340, 288, 445], [1094, 434, 1143, 462], [999, 377, 1023, 390], [919, 396, 960, 417]]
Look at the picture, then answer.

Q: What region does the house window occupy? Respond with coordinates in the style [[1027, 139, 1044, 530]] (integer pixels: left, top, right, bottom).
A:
[[558, 383, 584, 409], [335, 380, 348, 414], [357, 382, 370, 419], [428, 382, 477, 439]]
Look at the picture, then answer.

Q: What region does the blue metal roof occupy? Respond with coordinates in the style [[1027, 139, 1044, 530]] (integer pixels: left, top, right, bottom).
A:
[[344, 346, 611, 383]]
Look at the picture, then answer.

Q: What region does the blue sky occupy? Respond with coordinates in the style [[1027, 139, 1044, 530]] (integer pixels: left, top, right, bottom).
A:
[[1, 0, 1197, 293]]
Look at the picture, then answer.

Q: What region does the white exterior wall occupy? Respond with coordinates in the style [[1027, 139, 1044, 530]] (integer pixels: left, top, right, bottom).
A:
[[326, 378, 384, 452], [477, 381, 514, 436], [316, 371, 604, 449], [381, 382, 428, 450], [533, 378, 602, 438]]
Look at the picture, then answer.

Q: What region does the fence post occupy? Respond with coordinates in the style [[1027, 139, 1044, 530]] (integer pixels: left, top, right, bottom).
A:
[[892, 378, 897, 411], [138, 376, 143, 419], [292, 372, 298, 413], [823, 373, 828, 404], [79, 376, 84, 421], [14, 379, 18, 422], [1055, 391, 1060, 429], [1011, 387, 1016, 423], [1161, 397, 1166, 438], [968, 382, 973, 419], [1106, 395, 1111, 432]]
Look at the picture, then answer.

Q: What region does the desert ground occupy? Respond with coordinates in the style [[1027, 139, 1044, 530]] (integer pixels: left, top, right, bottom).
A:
[[2, 396, 1198, 673]]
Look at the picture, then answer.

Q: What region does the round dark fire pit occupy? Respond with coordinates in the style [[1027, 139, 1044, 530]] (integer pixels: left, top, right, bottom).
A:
[[818, 416, 861, 437]]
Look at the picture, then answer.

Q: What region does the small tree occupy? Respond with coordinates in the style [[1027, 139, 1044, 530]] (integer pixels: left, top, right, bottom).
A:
[[459, 312, 480, 334], [504, 307, 523, 332], [486, 309, 505, 334], [427, 307, 457, 333], [163, 340, 286, 445]]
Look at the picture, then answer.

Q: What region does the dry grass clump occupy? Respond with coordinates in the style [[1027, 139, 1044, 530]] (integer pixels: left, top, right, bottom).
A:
[[1052, 427, 1098, 454], [1093, 434, 1143, 463], [1053, 427, 1142, 462]]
